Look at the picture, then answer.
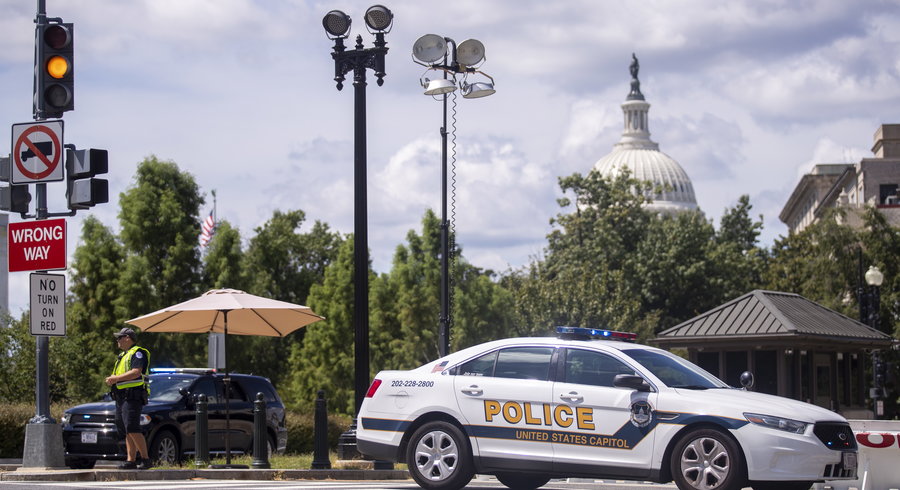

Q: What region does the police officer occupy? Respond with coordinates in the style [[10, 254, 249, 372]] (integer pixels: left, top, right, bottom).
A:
[[105, 327, 152, 470]]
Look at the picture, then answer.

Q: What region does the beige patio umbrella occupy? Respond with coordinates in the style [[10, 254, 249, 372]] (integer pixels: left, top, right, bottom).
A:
[[126, 288, 323, 466], [127, 288, 324, 337]]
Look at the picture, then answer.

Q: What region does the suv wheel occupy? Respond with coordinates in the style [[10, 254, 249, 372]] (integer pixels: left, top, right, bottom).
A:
[[150, 430, 180, 465]]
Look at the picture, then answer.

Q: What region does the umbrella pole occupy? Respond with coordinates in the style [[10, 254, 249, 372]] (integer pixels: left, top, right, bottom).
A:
[[210, 310, 247, 469], [224, 311, 233, 465]]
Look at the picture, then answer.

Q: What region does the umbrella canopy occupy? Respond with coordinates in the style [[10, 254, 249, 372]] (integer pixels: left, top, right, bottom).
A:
[[126, 288, 323, 336]]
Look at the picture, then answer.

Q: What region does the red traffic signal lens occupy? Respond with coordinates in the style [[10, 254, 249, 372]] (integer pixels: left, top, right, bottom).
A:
[[44, 24, 71, 49]]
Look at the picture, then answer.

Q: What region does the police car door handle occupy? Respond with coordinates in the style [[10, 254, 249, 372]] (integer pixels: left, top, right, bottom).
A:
[[560, 391, 583, 403], [461, 385, 483, 396]]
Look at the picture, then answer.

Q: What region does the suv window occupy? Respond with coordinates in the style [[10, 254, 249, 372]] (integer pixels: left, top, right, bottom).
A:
[[224, 378, 247, 402], [564, 349, 635, 387], [192, 377, 220, 404], [238, 376, 280, 403]]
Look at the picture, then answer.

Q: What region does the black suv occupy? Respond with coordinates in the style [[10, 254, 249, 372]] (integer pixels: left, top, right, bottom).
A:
[[61, 369, 288, 469]]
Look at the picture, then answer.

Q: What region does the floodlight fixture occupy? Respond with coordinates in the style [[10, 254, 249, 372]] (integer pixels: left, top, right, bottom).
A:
[[461, 80, 495, 99], [456, 39, 485, 67], [413, 34, 447, 64], [364, 5, 393, 33], [323, 10, 352, 38], [422, 77, 457, 96]]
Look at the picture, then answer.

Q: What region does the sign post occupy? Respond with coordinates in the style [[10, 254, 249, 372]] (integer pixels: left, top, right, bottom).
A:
[[30, 273, 65, 337]]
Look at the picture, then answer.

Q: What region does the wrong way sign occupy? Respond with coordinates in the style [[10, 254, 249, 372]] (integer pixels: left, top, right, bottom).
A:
[[10, 120, 64, 184], [8, 219, 66, 272]]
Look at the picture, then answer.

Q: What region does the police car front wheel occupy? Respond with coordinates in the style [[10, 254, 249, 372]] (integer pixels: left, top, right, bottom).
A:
[[670, 428, 746, 490], [406, 421, 474, 490]]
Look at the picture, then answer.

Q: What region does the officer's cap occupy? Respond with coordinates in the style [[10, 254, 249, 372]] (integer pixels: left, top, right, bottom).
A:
[[114, 327, 137, 341]]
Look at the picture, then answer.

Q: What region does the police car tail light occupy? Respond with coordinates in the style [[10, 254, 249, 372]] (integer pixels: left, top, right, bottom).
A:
[[744, 413, 808, 434], [365, 379, 382, 398], [556, 326, 637, 342]]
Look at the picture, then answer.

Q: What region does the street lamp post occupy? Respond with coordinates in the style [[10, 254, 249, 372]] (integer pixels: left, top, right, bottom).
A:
[[859, 258, 885, 418], [412, 34, 495, 357], [323, 5, 392, 460]]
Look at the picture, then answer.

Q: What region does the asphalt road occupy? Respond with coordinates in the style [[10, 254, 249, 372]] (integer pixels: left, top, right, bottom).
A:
[[0, 476, 680, 490]]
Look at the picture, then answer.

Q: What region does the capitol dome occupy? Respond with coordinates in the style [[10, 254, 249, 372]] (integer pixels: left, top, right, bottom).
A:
[[593, 55, 698, 214]]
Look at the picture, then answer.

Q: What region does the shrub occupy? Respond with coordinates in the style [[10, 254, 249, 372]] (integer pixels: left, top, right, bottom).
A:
[[0, 403, 66, 458]]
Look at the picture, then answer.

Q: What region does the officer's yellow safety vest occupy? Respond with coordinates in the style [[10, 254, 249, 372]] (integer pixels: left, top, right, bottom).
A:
[[112, 345, 151, 392]]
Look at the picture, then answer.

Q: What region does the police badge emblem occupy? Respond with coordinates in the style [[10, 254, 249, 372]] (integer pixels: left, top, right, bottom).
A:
[[630, 400, 652, 428]]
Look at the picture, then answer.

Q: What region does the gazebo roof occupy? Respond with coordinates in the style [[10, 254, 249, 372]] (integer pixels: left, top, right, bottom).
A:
[[652, 290, 893, 349]]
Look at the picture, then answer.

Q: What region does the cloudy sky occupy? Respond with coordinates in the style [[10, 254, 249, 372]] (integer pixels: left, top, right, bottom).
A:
[[1, 0, 898, 315]]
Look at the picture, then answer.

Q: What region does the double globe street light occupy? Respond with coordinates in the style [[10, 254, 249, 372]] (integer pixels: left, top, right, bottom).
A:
[[412, 34, 495, 357], [322, 5, 393, 461]]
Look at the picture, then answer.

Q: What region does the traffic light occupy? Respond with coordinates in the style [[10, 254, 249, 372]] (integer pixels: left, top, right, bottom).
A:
[[66, 149, 108, 209], [35, 22, 74, 119], [0, 155, 32, 214]]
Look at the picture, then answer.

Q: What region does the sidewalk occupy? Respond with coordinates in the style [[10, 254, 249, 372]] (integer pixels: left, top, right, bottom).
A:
[[0, 459, 410, 483]]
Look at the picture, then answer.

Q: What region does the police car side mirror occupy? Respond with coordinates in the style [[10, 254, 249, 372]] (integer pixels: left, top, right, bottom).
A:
[[179, 388, 192, 405], [739, 371, 755, 391], [614, 374, 651, 392]]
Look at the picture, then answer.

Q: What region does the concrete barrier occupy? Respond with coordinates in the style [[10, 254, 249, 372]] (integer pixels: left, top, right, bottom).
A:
[[815, 420, 900, 490]]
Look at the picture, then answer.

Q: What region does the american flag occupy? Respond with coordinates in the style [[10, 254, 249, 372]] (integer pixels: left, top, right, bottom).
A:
[[199, 211, 215, 247]]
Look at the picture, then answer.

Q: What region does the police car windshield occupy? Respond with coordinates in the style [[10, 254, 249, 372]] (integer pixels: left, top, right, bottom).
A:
[[147, 375, 195, 402], [622, 349, 727, 389]]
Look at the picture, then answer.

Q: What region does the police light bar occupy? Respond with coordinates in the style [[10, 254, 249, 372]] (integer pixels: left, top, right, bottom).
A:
[[556, 326, 637, 342], [150, 367, 217, 374]]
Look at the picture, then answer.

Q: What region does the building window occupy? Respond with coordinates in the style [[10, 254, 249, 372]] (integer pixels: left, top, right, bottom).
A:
[[880, 184, 899, 204]]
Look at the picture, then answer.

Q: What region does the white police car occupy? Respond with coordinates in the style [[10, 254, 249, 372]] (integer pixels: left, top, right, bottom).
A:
[[357, 327, 857, 490]]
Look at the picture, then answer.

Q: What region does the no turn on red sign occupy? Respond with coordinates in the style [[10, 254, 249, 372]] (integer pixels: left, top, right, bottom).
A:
[[10, 120, 64, 184], [8, 219, 66, 272]]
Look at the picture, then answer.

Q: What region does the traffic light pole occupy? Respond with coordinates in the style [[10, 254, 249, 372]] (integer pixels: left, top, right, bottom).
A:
[[20, 0, 66, 470]]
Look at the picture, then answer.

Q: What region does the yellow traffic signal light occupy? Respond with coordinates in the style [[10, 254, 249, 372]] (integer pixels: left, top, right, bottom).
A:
[[35, 22, 74, 118]]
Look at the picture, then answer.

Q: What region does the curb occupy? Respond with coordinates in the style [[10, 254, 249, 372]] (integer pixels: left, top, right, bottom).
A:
[[1, 468, 410, 482]]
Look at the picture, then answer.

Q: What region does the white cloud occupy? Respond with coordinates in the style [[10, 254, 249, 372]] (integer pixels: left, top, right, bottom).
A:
[[1, 0, 898, 314]]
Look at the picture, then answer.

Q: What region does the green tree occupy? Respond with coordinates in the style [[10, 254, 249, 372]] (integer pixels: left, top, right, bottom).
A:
[[65, 216, 125, 399], [763, 208, 860, 315], [709, 195, 767, 303], [284, 237, 361, 414], [115, 156, 206, 367], [232, 211, 343, 387], [200, 220, 245, 291], [633, 211, 719, 329]]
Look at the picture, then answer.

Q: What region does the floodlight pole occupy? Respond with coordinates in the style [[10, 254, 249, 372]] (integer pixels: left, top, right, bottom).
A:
[[438, 41, 456, 359], [327, 29, 388, 460]]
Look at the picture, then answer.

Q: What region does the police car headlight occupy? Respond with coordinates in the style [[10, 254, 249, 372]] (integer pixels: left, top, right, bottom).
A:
[[744, 413, 808, 434], [61, 413, 71, 425], [139, 414, 151, 426]]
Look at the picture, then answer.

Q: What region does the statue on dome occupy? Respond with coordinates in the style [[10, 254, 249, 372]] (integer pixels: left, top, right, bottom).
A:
[[627, 53, 644, 100]]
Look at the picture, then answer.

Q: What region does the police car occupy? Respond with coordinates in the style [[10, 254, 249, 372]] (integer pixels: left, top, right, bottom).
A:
[[357, 327, 857, 490]]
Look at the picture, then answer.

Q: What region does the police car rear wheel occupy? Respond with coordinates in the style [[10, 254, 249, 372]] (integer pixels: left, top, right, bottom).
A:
[[671, 428, 745, 490], [495, 472, 551, 489], [406, 421, 473, 490]]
